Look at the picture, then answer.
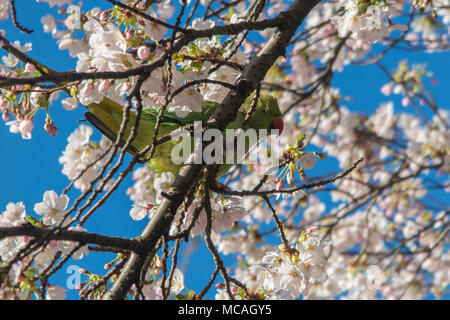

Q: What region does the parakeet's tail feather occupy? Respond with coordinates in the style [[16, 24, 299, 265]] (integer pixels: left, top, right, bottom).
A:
[[84, 112, 117, 142], [84, 112, 138, 155]]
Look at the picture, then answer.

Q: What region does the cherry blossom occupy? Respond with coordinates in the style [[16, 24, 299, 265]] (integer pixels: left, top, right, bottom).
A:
[[33, 190, 69, 225], [46, 286, 67, 300], [300, 153, 317, 170], [1, 202, 26, 226]]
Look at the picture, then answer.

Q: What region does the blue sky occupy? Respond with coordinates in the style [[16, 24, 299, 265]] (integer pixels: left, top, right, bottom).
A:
[[0, 1, 448, 300]]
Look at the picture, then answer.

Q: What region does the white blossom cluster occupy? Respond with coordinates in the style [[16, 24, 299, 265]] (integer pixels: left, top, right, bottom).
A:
[[0, 190, 88, 299], [59, 125, 114, 192], [330, 0, 407, 43], [215, 227, 328, 299]]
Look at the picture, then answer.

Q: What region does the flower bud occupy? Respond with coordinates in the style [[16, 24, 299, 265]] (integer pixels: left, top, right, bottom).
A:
[[285, 144, 292, 153], [44, 118, 57, 136], [315, 152, 327, 160], [276, 179, 284, 191], [80, 82, 94, 98], [0, 96, 6, 108], [45, 123, 58, 136], [380, 82, 394, 96], [401, 96, 410, 107], [431, 10, 437, 21], [123, 81, 131, 92], [70, 85, 79, 98], [78, 268, 89, 275], [287, 171, 293, 185], [215, 282, 225, 289], [100, 11, 109, 21], [300, 170, 307, 181], [2, 110, 9, 121], [98, 79, 110, 93], [137, 46, 150, 60], [126, 187, 134, 196], [75, 283, 83, 291], [305, 225, 319, 235], [36, 95, 49, 109]]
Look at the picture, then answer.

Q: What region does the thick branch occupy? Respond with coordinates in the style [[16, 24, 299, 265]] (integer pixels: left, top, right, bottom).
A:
[[0, 225, 142, 253]]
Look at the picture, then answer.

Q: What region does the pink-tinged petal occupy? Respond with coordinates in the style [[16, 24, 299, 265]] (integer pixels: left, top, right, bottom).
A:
[[34, 203, 50, 216], [130, 206, 147, 221]]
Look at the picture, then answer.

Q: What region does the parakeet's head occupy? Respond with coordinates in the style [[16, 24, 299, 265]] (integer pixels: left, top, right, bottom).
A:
[[241, 94, 284, 134]]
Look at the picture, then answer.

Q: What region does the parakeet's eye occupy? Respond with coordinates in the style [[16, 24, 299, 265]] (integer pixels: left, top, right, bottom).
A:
[[262, 107, 268, 113]]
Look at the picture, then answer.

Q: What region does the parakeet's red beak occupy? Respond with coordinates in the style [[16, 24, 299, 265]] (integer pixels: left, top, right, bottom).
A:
[[270, 117, 284, 135]]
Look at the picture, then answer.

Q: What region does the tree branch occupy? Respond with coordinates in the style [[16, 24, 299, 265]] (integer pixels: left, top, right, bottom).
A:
[[0, 225, 143, 253]]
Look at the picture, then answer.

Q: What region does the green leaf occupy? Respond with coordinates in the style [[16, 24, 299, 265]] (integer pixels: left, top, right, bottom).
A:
[[190, 60, 203, 72], [121, 55, 134, 69], [298, 230, 307, 242], [70, 85, 79, 98], [295, 134, 306, 147], [172, 52, 182, 62], [189, 43, 201, 57], [25, 214, 43, 227]]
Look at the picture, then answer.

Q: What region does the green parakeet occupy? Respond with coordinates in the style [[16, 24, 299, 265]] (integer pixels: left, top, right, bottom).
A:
[[84, 94, 284, 177], [0, 41, 284, 177]]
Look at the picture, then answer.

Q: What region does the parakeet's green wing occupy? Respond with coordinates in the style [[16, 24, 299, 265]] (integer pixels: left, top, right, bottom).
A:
[[139, 101, 220, 175], [85, 99, 221, 176], [85, 95, 282, 177]]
